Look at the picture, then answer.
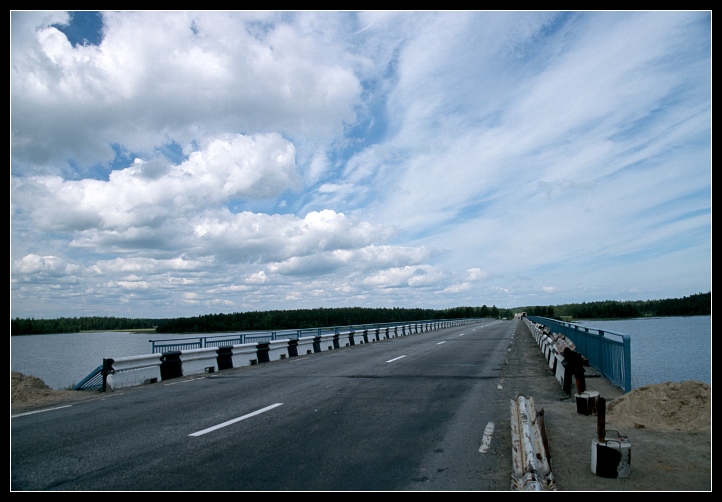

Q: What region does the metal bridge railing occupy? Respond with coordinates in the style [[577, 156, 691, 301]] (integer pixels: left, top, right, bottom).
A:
[[73, 364, 104, 391], [527, 316, 632, 392], [149, 319, 481, 354], [70, 318, 483, 392]]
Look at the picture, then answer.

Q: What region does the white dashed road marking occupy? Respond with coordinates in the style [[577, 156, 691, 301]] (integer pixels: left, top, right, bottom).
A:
[[189, 403, 283, 437], [479, 422, 495, 453]]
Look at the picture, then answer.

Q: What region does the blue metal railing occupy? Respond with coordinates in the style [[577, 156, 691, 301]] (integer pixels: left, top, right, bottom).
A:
[[527, 316, 632, 392], [73, 364, 104, 390], [149, 319, 481, 354]]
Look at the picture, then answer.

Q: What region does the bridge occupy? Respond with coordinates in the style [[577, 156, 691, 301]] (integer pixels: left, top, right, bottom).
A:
[[73, 319, 483, 392], [13, 317, 633, 490]]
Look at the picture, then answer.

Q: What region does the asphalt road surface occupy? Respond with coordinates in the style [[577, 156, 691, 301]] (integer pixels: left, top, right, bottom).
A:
[[12, 319, 519, 491]]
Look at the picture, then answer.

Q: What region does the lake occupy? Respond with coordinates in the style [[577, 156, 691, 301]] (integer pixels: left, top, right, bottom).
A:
[[574, 315, 711, 390], [10, 331, 207, 390], [10, 316, 711, 390]]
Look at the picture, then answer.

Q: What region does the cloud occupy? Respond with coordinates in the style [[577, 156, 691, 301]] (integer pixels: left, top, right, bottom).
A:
[[12, 254, 80, 276], [116, 280, 150, 290], [363, 265, 445, 289], [466, 268, 487, 282], [442, 283, 472, 294], [12, 133, 299, 232], [10, 12, 711, 319], [191, 209, 398, 264], [11, 11, 363, 171], [266, 244, 429, 276], [245, 271, 269, 285]]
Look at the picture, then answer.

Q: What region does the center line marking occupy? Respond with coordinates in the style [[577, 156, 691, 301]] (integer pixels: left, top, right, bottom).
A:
[[479, 421, 495, 453], [386, 355, 406, 363], [189, 403, 283, 437]]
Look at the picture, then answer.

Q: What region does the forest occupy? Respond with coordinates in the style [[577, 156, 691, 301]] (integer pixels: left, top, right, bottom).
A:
[[10, 316, 157, 336], [521, 292, 710, 320], [10, 292, 710, 336], [152, 305, 507, 334], [11, 306, 507, 336]]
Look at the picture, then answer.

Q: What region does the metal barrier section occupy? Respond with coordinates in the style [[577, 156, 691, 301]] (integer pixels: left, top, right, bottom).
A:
[[73, 364, 104, 390], [510, 395, 556, 491], [150, 335, 246, 353], [527, 316, 631, 392], [74, 318, 484, 392], [149, 318, 481, 354]]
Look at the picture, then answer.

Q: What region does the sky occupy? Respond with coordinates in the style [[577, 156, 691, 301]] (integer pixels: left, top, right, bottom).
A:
[[10, 11, 711, 320]]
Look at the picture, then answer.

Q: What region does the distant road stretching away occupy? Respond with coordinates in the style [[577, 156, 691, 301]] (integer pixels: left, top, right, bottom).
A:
[[12, 319, 517, 491]]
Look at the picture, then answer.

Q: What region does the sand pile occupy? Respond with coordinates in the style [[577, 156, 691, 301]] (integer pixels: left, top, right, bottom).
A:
[[606, 380, 711, 431], [11, 371, 88, 410], [11, 371, 53, 401]]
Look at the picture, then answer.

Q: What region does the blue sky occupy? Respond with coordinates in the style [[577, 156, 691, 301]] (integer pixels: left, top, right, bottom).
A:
[[10, 11, 711, 319]]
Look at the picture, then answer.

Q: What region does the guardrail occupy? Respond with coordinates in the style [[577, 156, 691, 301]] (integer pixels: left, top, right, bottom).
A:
[[81, 318, 483, 392], [510, 395, 556, 490], [149, 319, 476, 354], [526, 316, 631, 392], [72, 364, 105, 391]]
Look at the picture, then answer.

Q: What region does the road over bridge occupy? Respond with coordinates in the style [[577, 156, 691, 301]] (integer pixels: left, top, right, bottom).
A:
[[13, 319, 524, 490]]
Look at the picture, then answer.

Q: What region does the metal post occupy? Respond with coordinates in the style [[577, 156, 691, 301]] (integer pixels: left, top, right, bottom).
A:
[[101, 358, 113, 392], [623, 336, 632, 393], [597, 397, 606, 443]]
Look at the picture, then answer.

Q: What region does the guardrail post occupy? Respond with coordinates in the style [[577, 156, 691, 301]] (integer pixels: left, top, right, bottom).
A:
[[160, 351, 183, 380], [217, 346, 233, 370], [102, 358, 113, 392], [257, 342, 270, 363]]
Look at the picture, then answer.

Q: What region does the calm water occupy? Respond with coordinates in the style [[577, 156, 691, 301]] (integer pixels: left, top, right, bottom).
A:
[[11, 316, 711, 390], [574, 316, 711, 390], [11, 331, 208, 390]]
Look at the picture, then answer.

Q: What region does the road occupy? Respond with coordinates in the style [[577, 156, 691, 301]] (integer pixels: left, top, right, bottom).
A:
[[12, 319, 517, 491]]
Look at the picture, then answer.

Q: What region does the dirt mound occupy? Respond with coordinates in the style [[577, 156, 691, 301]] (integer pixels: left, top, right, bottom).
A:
[[11, 371, 94, 411], [606, 380, 711, 431], [12, 371, 54, 401]]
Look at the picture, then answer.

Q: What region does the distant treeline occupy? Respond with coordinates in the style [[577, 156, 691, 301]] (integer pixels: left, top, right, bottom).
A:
[[11, 305, 509, 336], [11, 292, 710, 336], [522, 292, 710, 320], [154, 305, 510, 333], [10, 316, 158, 336]]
